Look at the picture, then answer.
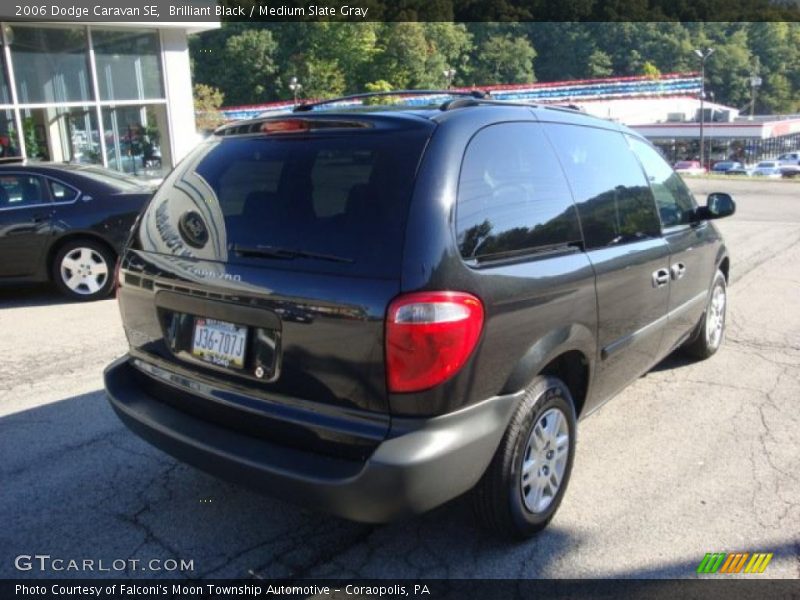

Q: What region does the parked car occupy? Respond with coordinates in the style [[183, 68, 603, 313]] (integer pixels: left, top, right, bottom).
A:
[[710, 160, 744, 173], [776, 151, 800, 166], [781, 166, 800, 178], [725, 164, 753, 176], [105, 93, 734, 539], [0, 161, 153, 300], [751, 161, 783, 177], [673, 160, 707, 175]]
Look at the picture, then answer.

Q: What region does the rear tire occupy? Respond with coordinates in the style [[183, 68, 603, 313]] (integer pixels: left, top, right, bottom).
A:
[[683, 270, 727, 360], [52, 239, 116, 301], [472, 376, 577, 539]]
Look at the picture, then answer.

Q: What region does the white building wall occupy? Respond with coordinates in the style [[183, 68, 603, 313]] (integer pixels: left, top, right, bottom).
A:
[[159, 28, 199, 165], [573, 96, 738, 125]]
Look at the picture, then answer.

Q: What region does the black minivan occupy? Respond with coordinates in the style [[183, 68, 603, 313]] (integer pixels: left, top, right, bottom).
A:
[[105, 94, 734, 538]]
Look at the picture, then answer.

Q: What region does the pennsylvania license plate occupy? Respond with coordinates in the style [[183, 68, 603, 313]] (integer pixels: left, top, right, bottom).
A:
[[191, 318, 247, 369]]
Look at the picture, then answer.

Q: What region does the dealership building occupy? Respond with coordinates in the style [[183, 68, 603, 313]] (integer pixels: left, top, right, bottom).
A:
[[0, 21, 217, 177]]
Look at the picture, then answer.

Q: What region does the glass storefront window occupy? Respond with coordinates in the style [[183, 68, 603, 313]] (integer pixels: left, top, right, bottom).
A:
[[0, 32, 11, 105], [92, 29, 164, 101], [8, 26, 93, 104], [20, 106, 100, 164], [102, 104, 168, 177], [0, 109, 21, 159]]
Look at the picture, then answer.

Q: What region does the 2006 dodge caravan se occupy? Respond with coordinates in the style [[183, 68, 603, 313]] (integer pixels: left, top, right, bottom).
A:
[[105, 92, 735, 538]]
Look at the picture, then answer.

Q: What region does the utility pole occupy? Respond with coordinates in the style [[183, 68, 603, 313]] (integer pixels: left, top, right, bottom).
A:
[[694, 48, 715, 169]]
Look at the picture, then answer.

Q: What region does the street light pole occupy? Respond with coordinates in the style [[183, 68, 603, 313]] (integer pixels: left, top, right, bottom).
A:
[[749, 56, 762, 120], [288, 76, 302, 107], [694, 48, 715, 170], [443, 68, 456, 90]]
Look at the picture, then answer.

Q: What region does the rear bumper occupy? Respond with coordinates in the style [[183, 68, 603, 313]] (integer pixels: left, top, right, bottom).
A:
[[104, 356, 520, 523]]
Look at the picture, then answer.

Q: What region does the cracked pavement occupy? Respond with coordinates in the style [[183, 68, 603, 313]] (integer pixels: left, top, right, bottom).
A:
[[1, 178, 798, 580]]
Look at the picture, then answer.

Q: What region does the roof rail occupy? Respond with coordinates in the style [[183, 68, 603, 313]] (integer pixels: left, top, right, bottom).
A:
[[549, 103, 584, 112], [293, 89, 489, 112], [438, 96, 544, 112]]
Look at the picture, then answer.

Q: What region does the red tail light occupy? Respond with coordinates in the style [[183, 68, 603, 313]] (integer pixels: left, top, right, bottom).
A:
[[386, 291, 484, 393]]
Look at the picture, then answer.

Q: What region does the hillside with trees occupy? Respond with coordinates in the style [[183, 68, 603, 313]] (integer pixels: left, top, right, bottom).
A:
[[190, 22, 800, 114]]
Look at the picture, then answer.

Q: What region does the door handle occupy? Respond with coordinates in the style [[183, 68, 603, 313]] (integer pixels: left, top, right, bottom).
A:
[[652, 268, 670, 288], [671, 262, 686, 280]]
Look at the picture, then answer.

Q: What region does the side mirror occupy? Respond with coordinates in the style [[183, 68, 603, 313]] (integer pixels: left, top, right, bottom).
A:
[[81, 194, 93, 203], [698, 192, 735, 220]]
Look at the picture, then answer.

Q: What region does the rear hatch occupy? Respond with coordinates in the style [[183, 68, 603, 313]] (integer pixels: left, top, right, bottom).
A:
[[118, 115, 434, 459]]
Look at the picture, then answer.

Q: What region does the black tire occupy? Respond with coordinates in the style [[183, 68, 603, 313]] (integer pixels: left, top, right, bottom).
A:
[[52, 239, 116, 301], [683, 270, 727, 360], [472, 376, 577, 539]]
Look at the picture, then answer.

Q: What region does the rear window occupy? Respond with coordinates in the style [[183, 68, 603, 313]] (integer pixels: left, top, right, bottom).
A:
[[136, 128, 430, 277]]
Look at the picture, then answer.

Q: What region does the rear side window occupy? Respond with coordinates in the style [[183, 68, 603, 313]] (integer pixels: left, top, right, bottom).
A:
[[456, 123, 581, 262], [542, 123, 661, 249], [49, 179, 80, 203], [137, 127, 431, 278]]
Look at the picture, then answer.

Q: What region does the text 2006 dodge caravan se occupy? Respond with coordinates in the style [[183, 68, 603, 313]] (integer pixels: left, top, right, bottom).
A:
[[105, 95, 734, 538]]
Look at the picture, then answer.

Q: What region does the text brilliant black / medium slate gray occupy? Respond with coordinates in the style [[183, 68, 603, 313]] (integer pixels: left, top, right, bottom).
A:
[[105, 97, 734, 539]]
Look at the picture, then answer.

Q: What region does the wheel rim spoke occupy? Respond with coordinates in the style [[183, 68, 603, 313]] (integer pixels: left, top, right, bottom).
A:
[[66, 273, 82, 290], [61, 257, 79, 271], [84, 277, 100, 293]]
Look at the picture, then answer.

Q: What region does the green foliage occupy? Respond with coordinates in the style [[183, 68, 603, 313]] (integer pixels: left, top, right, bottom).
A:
[[641, 61, 661, 79], [362, 80, 395, 105], [190, 21, 800, 115], [222, 28, 278, 105], [193, 84, 225, 132], [470, 33, 536, 85], [587, 50, 614, 78], [22, 117, 41, 159]]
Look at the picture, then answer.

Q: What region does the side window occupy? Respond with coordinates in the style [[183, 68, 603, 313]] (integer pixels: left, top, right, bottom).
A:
[[49, 180, 80, 203], [0, 174, 47, 209], [542, 123, 661, 249], [456, 122, 581, 261], [628, 136, 698, 228]]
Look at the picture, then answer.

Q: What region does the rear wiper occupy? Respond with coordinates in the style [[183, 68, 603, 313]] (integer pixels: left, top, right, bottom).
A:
[[231, 244, 354, 264]]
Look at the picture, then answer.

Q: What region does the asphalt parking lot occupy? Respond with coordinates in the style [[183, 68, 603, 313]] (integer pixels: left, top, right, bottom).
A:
[[1, 178, 798, 580]]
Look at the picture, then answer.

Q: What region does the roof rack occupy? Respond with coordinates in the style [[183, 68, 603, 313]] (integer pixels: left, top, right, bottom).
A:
[[293, 89, 490, 112]]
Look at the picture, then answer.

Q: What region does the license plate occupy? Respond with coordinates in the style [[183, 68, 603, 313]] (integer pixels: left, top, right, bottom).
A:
[[191, 318, 247, 369]]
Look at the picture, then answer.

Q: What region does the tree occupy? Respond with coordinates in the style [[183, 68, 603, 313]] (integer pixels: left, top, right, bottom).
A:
[[641, 61, 661, 79], [193, 84, 225, 133], [421, 23, 473, 88], [362, 80, 395, 105], [587, 50, 614, 78], [220, 29, 278, 105], [369, 23, 431, 89], [471, 33, 536, 85]]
